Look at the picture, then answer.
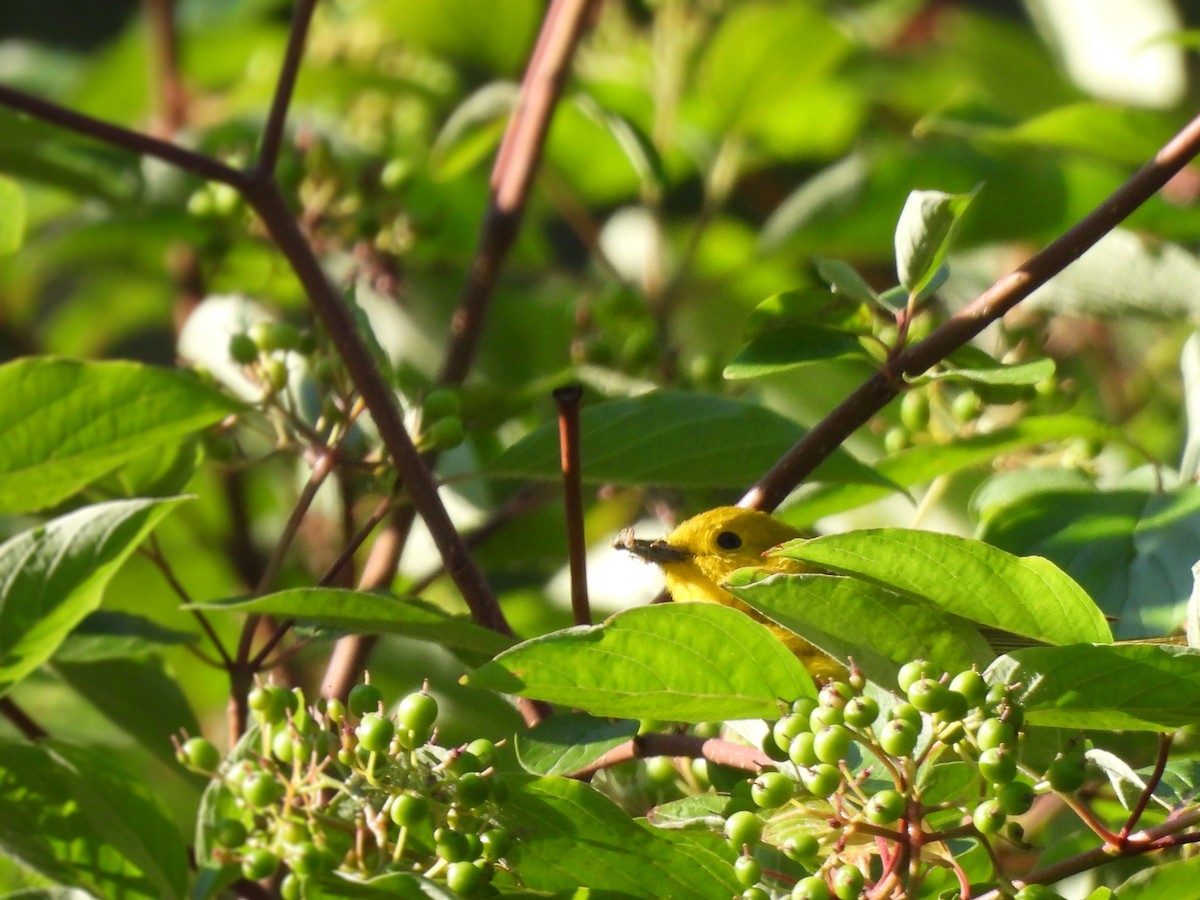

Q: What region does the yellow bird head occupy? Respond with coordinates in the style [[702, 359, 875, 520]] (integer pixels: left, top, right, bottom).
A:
[[615, 506, 843, 681]]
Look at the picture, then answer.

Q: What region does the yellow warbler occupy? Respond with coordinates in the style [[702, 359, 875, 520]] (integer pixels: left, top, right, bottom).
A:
[[615, 506, 845, 682]]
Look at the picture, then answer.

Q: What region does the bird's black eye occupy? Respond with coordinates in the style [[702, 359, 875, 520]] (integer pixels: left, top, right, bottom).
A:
[[716, 530, 742, 551]]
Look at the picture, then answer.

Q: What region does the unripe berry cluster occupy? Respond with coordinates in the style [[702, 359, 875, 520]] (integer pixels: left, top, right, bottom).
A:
[[716, 662, 1080, 899], [175, 677, 509, 897]]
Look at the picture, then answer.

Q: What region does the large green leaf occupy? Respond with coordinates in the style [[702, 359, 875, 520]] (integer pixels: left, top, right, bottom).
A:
[[724, 326, 869, 379], [515, 713, 639, 777], [0, 741, 188, 900], [0, 497, 186, 697], [783, 415, 1114, 527], [497, 775, 738, 898], [0, 358, 241, 514], [464, 603, 815, 722], [729, 573, 994, 686], [189, 588, 513, 657], [772, 529, 1110, 646], [991, 644, 1200, 731], [1114, 854, 1200, 899], [980, 486, 1200, 638], [486, 390, 892, 490]]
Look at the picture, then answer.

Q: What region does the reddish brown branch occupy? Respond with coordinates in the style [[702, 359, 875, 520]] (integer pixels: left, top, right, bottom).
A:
[[438, 0, 600, 385], [741, 110, 1200, 512], [256, 0, 317, 175], [142, 0, 187, 135], [570, 733, 771, 779], [555, 384, 590, 626], [0, 697, 47, 741]]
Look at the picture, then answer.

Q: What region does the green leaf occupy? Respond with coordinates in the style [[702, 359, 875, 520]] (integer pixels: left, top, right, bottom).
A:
[[980, 486, 1200, 638], [746, 288, 871, 335], [814, 258, 879, 305], [0, 741, 188, 900], [189, 589, 514, 657], [772, 529, 1110, 646], [784, 415, 1114, 527], [759, 153, 869, 253], [497, 775, 738, 898], [52, 611, 196, 663], [486, 390, 893, 490], [0, 176, 25, 255], [728, 573, 994, 686], [1115, 855, 1200, 899], [723, 326, 868, 379], [53, 656, 202, 770], [575, 95, 666, 198], [464, 603, 815, 722], [0, 497, 186, 697], [992, 643, 1200, 731], [911, 357, 1055, 387], [430, 80, 517, 179], [646, 794, 727, 830], [0, 358, 241, 515], [515, 714, 639, 777], [894, 188, 977, 296]]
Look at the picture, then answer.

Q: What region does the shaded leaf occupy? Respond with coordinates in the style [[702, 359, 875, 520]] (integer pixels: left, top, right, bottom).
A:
[[814, 258, 879, 305], [497, 775, 738, 898], [746, 289, 870, 335], [1114, 856, 1200, 899], [0, 741, 188, 900], [0, 176, 25, 255], [486, 390, 893, 490], [515, 713, 639, 777], [189, 589, 513, 657], [0, 497, 186, 697], [992, 643, 1200, 731], [464, 603, 814, 722], [911, 357, 1055, 387], [773, 529, 1110, 646], [724, 326, 868, 379], [53, 611, 196, 663], [0, 358, 240, 514], [980, 486, 1200, 637], [759, 153, 869, 253], [729, 573, 994, 687]]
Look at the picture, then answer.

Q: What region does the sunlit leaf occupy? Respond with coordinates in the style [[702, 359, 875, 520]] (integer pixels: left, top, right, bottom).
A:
[[0, 176, 25, 255], [894, 188, 978, 296], [515, 714, 639, 777]]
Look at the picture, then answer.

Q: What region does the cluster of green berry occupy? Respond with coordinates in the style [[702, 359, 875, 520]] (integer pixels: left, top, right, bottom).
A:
[[227, 320, 315, 399], [717, 662, 1085, 899], [176, 678, 509, 898]]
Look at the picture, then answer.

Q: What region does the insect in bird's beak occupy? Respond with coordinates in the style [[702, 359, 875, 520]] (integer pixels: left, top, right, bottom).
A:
[[613, 528, 690, 564]]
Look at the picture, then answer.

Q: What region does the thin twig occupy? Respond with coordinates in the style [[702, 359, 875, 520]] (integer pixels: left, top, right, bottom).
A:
[[438, 0, 600, 385], [142, 0, 187, 135], [143, 538, 234, 667], [256, 449, 337, 594], [1119, 732, 1173, 840], [256, 0, 318, 175], [740, 108, 1200, 512], [570, 733, 771, 779], [318, 487, 399, 588], [0, 697, 47, 741], [554, 384, 590, 626]]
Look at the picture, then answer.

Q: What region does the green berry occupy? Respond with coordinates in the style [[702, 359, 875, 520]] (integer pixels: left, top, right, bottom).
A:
[[897, 659, 933, 693], [996, 780, 1036, 816], [782, 832, 819, 862], [809, 706, 843, 730], [934, 688, 969, 724], [793, 875, 831, 900], [832, 864, 865, 899], [801, 763, 841, 799], [742, 888, 770, 900], [865, 788, 906, 824], [723, 810, 763, 850], [750, 771, 793, 808], [1013, 885, 1067, 900], [348, 682, 383, 718], [229, 333, 259, 365], [891, 702, 923, 729], [263, 357, 289, 393], [422, 388, 460, 421], [645, 755, 678, 784], [973, 798, 1007, 834], [241, 848, 278, 880], [435, 827, 471, 863], [976, 717, 1017, 751], [241, 772, 283, 810], [791, 697, 819, 718], [949, 670, 987, 707], [773, 714, 810, 752], [289, 842, 334, 879], [479, 828, 511, 862], [456, 771, 491, 808], [788, 732, 818, 767], [813, 725, 852, 764], [446, 859, 486, 896], [900, 390, 929, 432], [819, 681, 854, 710], [356, 713, 395, 753], [212, 817, 248, 849], [952, 389, 983, 423], [272, 729, 296, 764], [883, 425, 909, 454], [1046, 753, 1087, 794], [181, 736, 221, 772], [280, 875, 302, 900], [879, 719, 919, 757], [907, 677, 950, 713], [978, 746, 1018, 786], [843, 696, 879, 729], [390, 793, 429, 827], [733, 855, 762, 888], [397, 690, 439, 733]]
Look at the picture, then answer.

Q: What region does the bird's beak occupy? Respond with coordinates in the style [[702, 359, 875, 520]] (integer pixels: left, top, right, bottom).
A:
[[613, 528, 689, 564]]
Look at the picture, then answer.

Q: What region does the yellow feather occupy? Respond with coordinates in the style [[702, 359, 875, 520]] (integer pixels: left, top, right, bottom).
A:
[[617, 506, 846, 682]]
